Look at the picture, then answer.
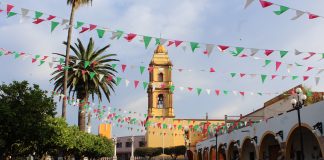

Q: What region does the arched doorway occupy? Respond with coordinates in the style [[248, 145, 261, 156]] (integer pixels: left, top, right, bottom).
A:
[[187, 150, 193, 160], [203, 148, 209, 160], [210, 146, 216, 160], [197, 149, 202, 160], [259, 133, 280, 160], [241, 138, 257, 160], [218, 144, 227, 160], [286, 125, 323, 160], [227, 142, 239, 160]]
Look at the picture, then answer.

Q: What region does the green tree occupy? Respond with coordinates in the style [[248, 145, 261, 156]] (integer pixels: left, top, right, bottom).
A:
[[51, 38, 118, 132], [135, 147, 162, 160], [62, 0, 93, 120], [164, 146, 186, 160], [0, 81, 56, 159]]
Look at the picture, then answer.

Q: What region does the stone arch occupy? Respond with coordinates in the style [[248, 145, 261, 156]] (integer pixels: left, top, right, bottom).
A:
[[285, 123, 323, 160], [241, 136, 258, 160], [203, 147, 209, 160], [187, 150, 193, 160], [259, 131, 281, 160], [197, 149, 203, 160], [209, 146, 216, 160], [227, 141, 239, 160], [218, 144, 227, 160]]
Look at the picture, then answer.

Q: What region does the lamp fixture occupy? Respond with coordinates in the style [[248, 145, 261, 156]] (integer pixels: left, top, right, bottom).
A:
[[251, 136, 258, 144], [313, 122, 323, 135], [276, 130, 284, 141]]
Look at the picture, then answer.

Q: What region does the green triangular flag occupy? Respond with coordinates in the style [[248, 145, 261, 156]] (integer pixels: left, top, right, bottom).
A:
[[64, 66, 71, 70], [7, 12, 17, 18], [51, 21, 59, 32], [59, 58, 65, 64], [321, 53, 324, 59], [196, 88, 202, 96], [264, 60, 272, 67], [116, 30, 124, 39], [140, 66, 145, 74], [14, 52, 20, 59], [89, 72, 96, 79], [261, 75, 267, 83], [35, 55, 41, 59], [143, 82, 148, 90], [230, 73, 236, 77], [84, 61, 90, 68], [116, 77, 122, 86], [232, 47, 244, 56], [143, 36, 152, 49], [306, 90, 313, 97], [39, 60, 45, 66], [274, 6, 289, 15], [223, 90, 228, 95], [292, 76, 298, 80], [0, 51, 4, 56], [75, 21, 84, 29], [155, 38, 161, 45], [280, 51, 288, 58], [112, 64, 117, 69], [190, 42, 200, 52], [170, 85, 175, 93], [96, 29, 105, 38], [258, 93, 263, 96], [35, 11, 43, 19]]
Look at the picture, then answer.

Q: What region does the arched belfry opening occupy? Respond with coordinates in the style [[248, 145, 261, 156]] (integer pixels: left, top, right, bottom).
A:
[[158, 72, 163, 82], [157, 94, 164, 108]]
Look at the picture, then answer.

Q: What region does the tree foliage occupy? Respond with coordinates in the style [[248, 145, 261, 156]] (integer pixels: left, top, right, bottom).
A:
[[164, 146, 187, 160], [135, 147, 162, 160]]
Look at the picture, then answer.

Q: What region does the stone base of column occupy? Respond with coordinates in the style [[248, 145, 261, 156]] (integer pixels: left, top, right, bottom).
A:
[[130, 156, 135, 160], [113, 156, 117, 160]]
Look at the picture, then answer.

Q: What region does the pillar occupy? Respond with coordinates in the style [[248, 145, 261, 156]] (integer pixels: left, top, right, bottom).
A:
[[130, 136, 135, 160]]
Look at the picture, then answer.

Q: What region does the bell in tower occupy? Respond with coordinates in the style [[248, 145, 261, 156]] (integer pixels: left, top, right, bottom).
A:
[[147, 45, 174, 118]]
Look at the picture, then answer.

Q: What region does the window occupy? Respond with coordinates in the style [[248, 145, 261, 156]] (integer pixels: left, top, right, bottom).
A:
[[126, 142, 132, 148], [158, 73, 163, 82], [139, 141, 145, 147], [157, 94, 164, 108], [116, 142, 122, 148]]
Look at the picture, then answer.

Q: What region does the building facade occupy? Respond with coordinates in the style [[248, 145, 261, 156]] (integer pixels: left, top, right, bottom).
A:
[[116, 136, 146, 160], [196, 87, 324, 160]]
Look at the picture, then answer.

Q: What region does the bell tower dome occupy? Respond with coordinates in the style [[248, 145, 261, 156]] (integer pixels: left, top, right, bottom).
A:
[[147, 45, 174, 118]]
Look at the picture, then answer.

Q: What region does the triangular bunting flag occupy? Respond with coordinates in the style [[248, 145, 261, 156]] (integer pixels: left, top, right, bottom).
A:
[[303, 52, 316, 60], [250, 48, 259, 56], [174, 40, 183, 47], [140, 66, 145, 74], [206, 89, 211, 95], [218, 45, 229, 52], [271, 75, 277, 80], [294, 49, 302, 55], [47, 15, 56, 21], [190, 42, 199, 52], [280, 51, 288, 58], [99, 74, 104, 81], [261, 75, 267, 83], [244, 0, 255, 9], [170, 85, 175, 93], [230, 73, 236, 77], [79, 27, 89, 33], [84, 61, 90, 68], [315, 77, 320, 86], [134, 80, 139, 88], [292, 76, 298, 80], [51, 21, 59, 32], [309, 13, 319, 19], [197, 88, 202, 96], [34, 11, 43, 19], [6, 4, 14, 14], [210, 68, 216, 72], [275, 61, 282, 71], [306, 67, 314, 72], [167, 41, 174, 47], [274, 6, 289, 15], [263, 59, 272, 67], [121, 64, 127, 72], [143, 36, 152, 49], [75, 21, 84, 29], [259, 0, 273, 8], [89, 72, 96, 79], [143, 82, 148, 90], [124, 33, 137, 42], [96, 29, 105, 38], [89, 24, 97, 31], [264, 50, 274, 56], [303, 76, 309, 81], [7, 12, 17, 18], [291, 10, 304, 20], [33, 19, 45, 24], [116, 77, 122, 86]]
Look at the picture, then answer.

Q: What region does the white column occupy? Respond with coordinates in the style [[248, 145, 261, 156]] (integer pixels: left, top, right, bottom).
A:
[[130, 136, 135, 160], [113, 138, 117, 160]]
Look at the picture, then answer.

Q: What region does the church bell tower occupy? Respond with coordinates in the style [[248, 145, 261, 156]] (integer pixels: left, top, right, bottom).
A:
[[147, 45, 174, 118]]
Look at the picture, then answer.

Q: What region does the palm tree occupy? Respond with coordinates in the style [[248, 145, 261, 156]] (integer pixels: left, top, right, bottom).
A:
[[51, 38, 118, 131], [62, 0, 93, 119]]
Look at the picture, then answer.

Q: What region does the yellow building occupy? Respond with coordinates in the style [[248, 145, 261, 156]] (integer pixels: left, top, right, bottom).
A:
[[99, 123, 112, 139], [145, 45, 225, 158]]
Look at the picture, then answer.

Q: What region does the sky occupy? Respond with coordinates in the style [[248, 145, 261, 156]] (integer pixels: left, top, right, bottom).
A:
[[0, 0, 323, 136]]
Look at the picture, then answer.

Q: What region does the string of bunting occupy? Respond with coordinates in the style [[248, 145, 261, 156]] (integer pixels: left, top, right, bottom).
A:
[[1, 48, 323, 86], [244, 0, 324, 21], [1, 2, 324, 61]]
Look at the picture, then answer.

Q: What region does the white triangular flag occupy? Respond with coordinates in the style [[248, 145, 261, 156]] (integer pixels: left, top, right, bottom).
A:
[[21, 8, 29, 17], [179, 86, 184, 91], [159, 38, 167, 45], [75, 60, 81, 65], [250, 92, 254, 95], [125, 79, 130, 87], [294, 49, 302, 55], [99, 74, 104, 81], [287, 64, 293, 73], [317, 69, 324, 75], [253, 56, 261, 60], [152, 84, 156, 91], [48, 62, 54, 68], [250, 74, 257, 78], [20, 8, 30, 23], [233, 91, 238, 95], [315, 77, 320, 86], [291, 10, 305, 20], [52, 57, 57, 62], [61, 19, 69, 25], [244, 0, 255, 9], [182, 46, 187, 52], [206, 89, 211, 95], [206, 44, 215, 56], [250, 48, 259, 56]]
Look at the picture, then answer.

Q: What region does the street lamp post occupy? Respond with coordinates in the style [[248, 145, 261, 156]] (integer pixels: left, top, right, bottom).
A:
[[290, 87, 307, 160], [130, 136, 135, 160], [112, 137, 117, 160], [215, 132, 218, 160]]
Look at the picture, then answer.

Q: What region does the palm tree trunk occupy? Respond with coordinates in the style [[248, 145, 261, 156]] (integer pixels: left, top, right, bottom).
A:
[[87, 111, 91, 133], [77, 91, 88, 131], [62, 2, 76, 119]]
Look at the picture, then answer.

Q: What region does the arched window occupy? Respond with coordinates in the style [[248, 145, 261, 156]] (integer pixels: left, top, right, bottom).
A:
[[158, 73, 163, 82], [157, 94, 164, 108]]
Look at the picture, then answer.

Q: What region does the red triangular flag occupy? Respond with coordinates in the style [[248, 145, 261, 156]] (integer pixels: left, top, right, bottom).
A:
[[271, 75, 277, 80], [81, 70, 87, 75], [174, 40, 183, 47], [210, 68, 216, 72], [57, 65, 63, 71], [264, 50, 274, 56], [134, 80, 139, 88], [188, 87, 193, 91], [79, 27, 89, 33], [303, 52, 316, 60], [309, 13, 319, 19], [148, 67, 153, 73], [167, 41, 174, 46], [215, 90, 220, 96], [0, 9, 3, 13], [47, 15, 56, 20], [303, 76, 309, 81], [107, 75, 113, 81], [240, 73, 246, 77], [33, 19, 45, 24], [203, 50, 208, 55], [178, 69, 183, 72], [306, 66, 314, 72], [121, 64, 127, 72], [160, 83, 166, 89], [240, 54, 248, 57], [275, 61, 282, 71], [259, 0, 273, 8], [124, 33, 137, 42], [32, 58, 37, 63], [218, 45, 229, 52], [89, 24, 97, 31], [239, 92, 245, 96], [6, 4, 14, 14], [41, 56, 48, 60]]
